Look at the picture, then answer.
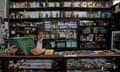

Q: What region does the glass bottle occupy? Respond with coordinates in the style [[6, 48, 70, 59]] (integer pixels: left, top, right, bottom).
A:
[[25, 0, 31, 8], [32, 1, 37, 8], [54, 1, 57, 7], [50, 11, 53, 18], [105, 2, 109, 8], [70, 12, 74, 18], [45, 0, 49, 7], [61, 2, 64, 7], [39, 1, 44, 8], [12, 2, 16, 8], [56, 12, 59, 18], [63, 12, 66, 18], [78, 2, 82, 8], [76, 13, 79, 18], [45, 13, 49, 18], [39, 12, 44, 18], [39, 11, 42, 18], [71, 0, 74, 7]]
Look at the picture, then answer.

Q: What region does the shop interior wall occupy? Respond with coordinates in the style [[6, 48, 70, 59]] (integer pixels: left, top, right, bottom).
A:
[[0, 0, 5, 17]]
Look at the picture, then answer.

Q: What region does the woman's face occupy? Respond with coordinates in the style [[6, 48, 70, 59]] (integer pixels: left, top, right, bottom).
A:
[[37, 32, 45, 40]]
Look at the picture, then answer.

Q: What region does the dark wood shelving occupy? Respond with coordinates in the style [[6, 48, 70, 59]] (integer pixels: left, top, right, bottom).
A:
[[45, 28, 77, 29], [61, 7, 111, 11], [8, 18, 111, 22], [79, 26, 109, 27], [80, 33, 108, 34], [52, 48, 110, 51], [79, 41, 107, 42], [8, 18, 61, 22], [9, 8, 111, 11], [9, 0, 111, 2], [9, 0, 61, 2], [4, 0, 114, 72], [67, 65, 113, 70], [18, 67, 60, 70], [9, 7, 61, 11], [78, 18, 111, 20], [45, 38, 76, 41], [64, 0, 111, 2], [0, 54, 120, 59]]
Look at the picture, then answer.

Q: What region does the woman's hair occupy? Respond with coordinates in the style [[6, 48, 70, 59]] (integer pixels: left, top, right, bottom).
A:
[[35, 24, 45, 35]]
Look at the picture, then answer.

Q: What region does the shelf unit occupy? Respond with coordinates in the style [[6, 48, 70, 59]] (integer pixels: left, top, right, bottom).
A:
[[5, 0, 114, 72], [7, 0, 112, 50]]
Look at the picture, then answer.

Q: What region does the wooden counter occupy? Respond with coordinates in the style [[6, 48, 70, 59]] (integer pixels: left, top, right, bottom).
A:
[[0, 53, 120, 72], [0, 53, 120, 59]]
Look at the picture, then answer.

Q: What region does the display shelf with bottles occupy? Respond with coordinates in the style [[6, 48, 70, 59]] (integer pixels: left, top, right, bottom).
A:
[[67, 58, 118, 72], [79, 20, 111, 49], [7, 0, 112, 49], [44, 20, 78, 49], [9, 22, 41, 37], [4, 0, 119, 72], [7, 59, 64, 72], [8, 0, 112, 20]]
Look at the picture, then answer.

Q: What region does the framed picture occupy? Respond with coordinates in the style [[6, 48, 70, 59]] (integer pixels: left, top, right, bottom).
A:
[[111, 31, 120, 52]]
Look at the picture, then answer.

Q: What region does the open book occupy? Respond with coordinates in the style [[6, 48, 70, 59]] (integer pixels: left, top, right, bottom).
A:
[[8, 37, 35, 55]]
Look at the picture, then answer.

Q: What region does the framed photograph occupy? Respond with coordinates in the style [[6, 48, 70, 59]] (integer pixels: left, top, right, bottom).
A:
[[111, 31, 120, 52]]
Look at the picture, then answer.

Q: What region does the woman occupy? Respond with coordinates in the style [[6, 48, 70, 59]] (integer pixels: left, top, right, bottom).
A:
[[8, 27, 51, 55], [31, 31, 51, 55]]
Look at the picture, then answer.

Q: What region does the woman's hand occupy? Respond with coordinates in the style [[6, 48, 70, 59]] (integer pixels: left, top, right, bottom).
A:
[[8, 45, 18, 55], [31, 48, 46, 55]]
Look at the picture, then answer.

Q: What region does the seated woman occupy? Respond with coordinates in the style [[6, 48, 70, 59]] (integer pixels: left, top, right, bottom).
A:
[[8, 25, 51, 55]]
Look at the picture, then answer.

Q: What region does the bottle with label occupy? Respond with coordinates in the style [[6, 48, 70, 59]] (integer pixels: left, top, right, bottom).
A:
[[76, 13, 79, 18], [71, 0, 74, 7], [61, 2, 64, 7], [54, 1, 57, 7], [50, 11, 53, 18], [25, 0, 31, 8], [45, 0, 49, 7], [78, 2, 82, 8], [70, 12, 74, 18], [39, 1, 44, 8], [63, 12, 66, 18], [56, 12, 59, 18], [45, 13, 49, 18], [12, 2, 16, 8], [32, 1, 37, 8], [39, 11, 42, 18]]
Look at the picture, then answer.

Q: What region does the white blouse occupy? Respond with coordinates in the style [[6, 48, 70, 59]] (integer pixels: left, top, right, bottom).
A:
[[36, 40, 43, 48]]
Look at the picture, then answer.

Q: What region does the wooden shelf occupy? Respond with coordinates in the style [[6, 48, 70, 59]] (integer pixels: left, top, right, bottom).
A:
[[10, 0, 111, 2], [8, 18, 111, 22], [9, 0, 61, 2], [18, 67, 60, 70], [68, 65, 113, 70], [9, 7, 61, 11], [9, 8, 111, 11]]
